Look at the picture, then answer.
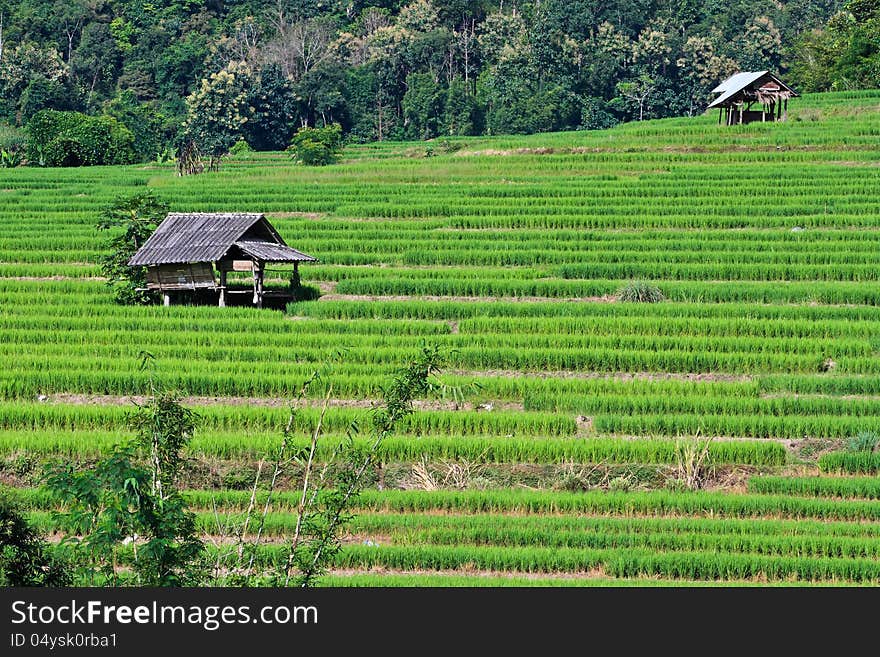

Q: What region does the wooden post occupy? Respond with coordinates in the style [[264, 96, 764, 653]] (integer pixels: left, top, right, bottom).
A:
[[718, 108, 723, 125], [783, 99, 788, 121], [218, 269, 227, 307], [163, 293, 171, 307], [256, 264, 264, 309], [251, 261, 258, 305]]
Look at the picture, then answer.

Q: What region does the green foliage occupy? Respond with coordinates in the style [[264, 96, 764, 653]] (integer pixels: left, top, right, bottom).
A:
[[0, 0, 871, 145], [847, 430, 880, 452], [104, 91, 173, 163], [444, 79, 482, 136], [244, 64, 299, 151], [26, 110, 136, 167], [0, 149, 23, 168], [221, 346, 447, 587], [183, 61, 251, 167], [44, 388, 205, 586], [288, 123, 343, 165], [617, 281, 665, 303], [0, 490, 70, 586], [289, 346, 444, 587], [403, 73, 445, 140], [0, 124, 27, 153], [96, 191, 168, 304], [789, 4, 880, 92], [580, 97, 618, 130], [228, 139, 254, 156]]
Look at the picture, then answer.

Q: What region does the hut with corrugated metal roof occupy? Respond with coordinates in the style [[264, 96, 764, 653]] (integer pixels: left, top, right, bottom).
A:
[[708, 71, 798, 125], [127, 212, 317, 307]]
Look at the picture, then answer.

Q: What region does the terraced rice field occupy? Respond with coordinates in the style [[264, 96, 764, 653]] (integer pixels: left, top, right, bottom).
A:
[[2, 90, 880, 585]]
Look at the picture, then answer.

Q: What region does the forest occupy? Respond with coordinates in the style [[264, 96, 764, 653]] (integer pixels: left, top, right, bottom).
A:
[[0, 0, 877, 159]]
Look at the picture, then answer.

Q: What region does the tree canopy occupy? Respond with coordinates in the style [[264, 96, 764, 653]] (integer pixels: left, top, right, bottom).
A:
[[0, 0, 873, 159]]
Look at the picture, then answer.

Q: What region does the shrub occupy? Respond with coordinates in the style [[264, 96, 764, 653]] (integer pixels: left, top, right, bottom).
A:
[[847, 430, 879, 453], [617, 280, 665, 303], [287, 123, 343, 166], [228, 139, 253, 156], [27, 110, 136, 167], [97, 191, 168, 305], [0, 490, 70, 586], [0, 124, 26, 153], [0, 149, 23, 168]]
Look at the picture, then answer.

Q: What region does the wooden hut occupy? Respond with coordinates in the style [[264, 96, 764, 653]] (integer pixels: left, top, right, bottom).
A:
[[127, 212, 316, 307], [708, 71, 798, 125]]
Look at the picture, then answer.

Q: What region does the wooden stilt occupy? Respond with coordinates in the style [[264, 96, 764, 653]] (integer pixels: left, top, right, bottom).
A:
[[251, 261, 258, 305], [163, 293, 171, 307], [219, 269, 227, 307], [783, 99, 788, 121]]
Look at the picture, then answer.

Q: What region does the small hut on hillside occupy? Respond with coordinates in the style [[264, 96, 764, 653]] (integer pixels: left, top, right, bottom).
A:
[[128, 212, 316, 307], [708, 71, 798, 125]]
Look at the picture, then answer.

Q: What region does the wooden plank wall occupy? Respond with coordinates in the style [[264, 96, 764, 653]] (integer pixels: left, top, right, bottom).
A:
[[146, 263, 217, 290]]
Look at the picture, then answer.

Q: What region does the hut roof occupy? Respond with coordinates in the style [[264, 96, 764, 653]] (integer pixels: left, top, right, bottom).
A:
[[707, 71, 798, 109], [710, 71, 767, 95], [128, 213, 317, 266]]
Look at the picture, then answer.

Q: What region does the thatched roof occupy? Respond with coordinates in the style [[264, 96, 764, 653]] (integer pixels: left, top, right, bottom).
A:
[[128, 213, 317, 266]]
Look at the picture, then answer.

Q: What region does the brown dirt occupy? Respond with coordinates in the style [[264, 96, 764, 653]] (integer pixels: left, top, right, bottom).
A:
[[830, 161, 880, 167], [456, 144, 880, 157], [316, 293, 617, 303], [265, 212, 327, 220], [326, 566, 611, 580], [575, 415, 594, 436], [5, 276, 105, 281], [449, 369, 752, 382], [47, 393, 524, 412]]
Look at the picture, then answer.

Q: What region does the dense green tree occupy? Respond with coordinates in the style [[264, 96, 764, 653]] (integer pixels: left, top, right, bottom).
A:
[[244, 63, 299, 150], [402, 71, 444, 139], [104, 90, 172, 162], [296, 60, 350, 128], [73, 22, 122, 107], [0, 41, 69, 123], [182, 60, 251, 167], [443, 77, 481, 135]]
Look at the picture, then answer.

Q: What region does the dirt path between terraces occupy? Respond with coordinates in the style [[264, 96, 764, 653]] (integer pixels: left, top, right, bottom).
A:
[[48, 393, 524, 412], [316, 291, 618, 304]]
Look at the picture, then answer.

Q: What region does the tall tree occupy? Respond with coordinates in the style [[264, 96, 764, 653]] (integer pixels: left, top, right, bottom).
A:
[[182, 60, 251, 168]]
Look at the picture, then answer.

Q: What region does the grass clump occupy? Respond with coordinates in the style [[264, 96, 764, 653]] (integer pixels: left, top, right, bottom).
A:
[[617, 280, 665, 303]]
